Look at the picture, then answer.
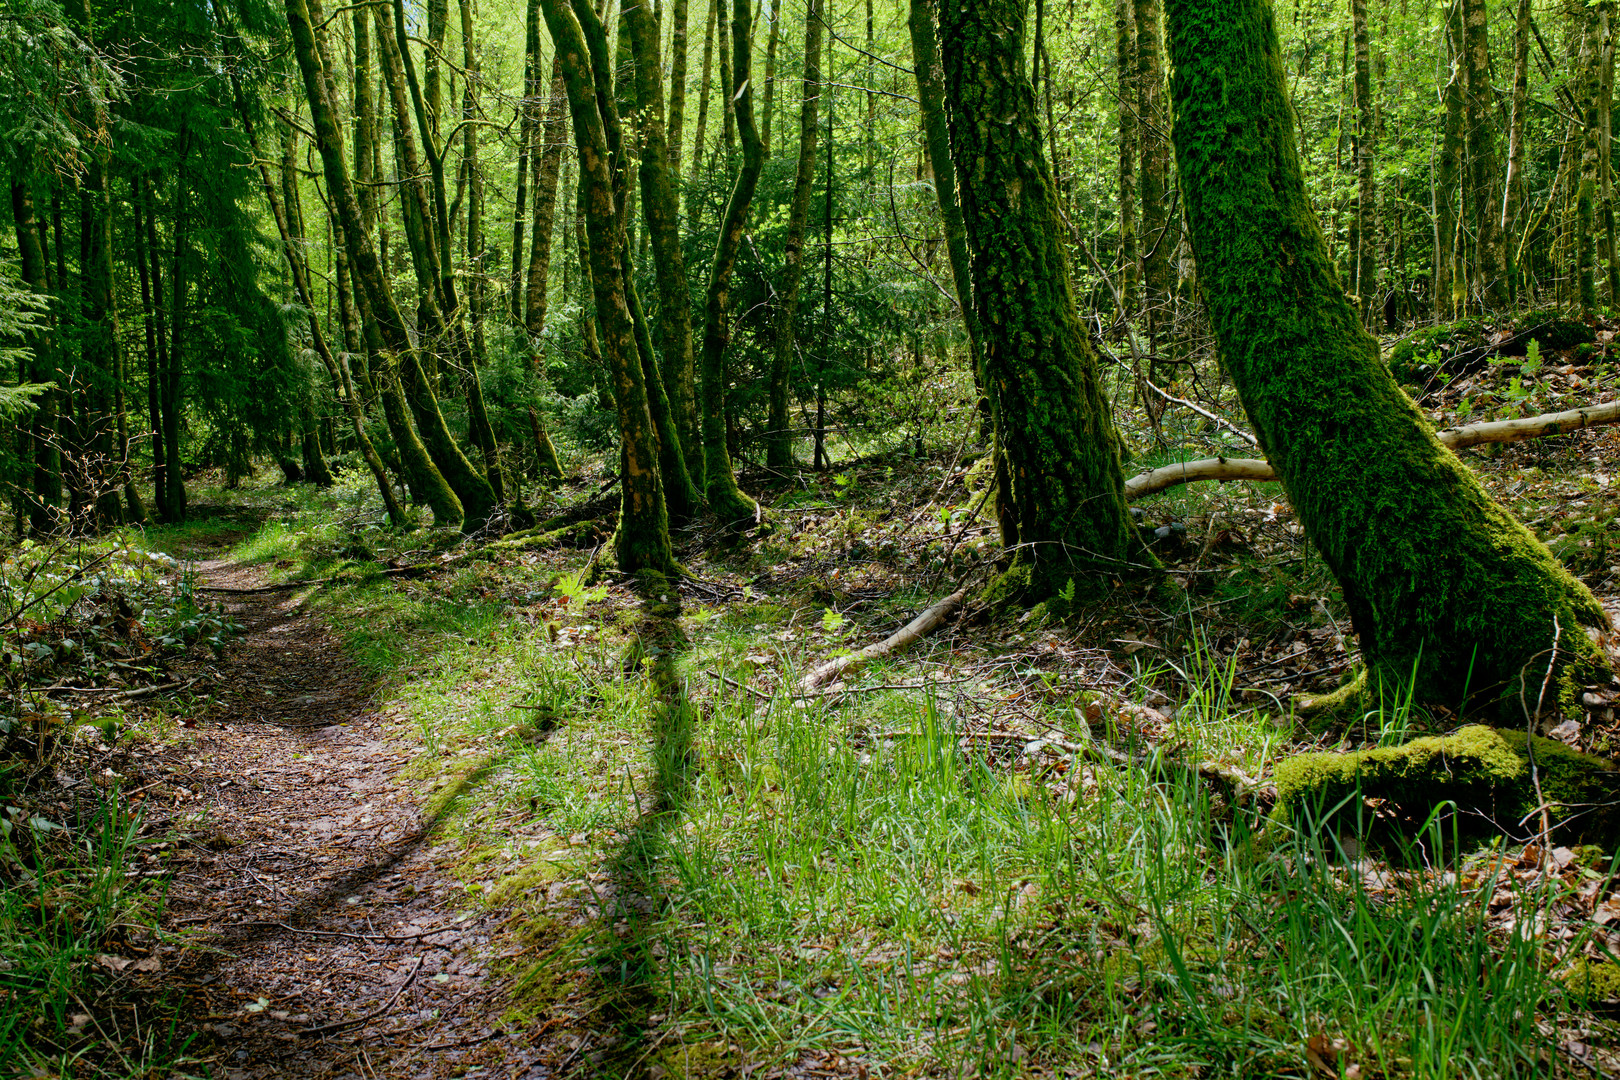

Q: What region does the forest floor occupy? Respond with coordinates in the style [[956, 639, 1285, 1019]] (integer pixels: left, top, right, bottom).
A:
[[13, 327, 1620, 1077]]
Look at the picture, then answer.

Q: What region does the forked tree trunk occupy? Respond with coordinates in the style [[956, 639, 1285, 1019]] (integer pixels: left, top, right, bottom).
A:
[[1166, 0, 1611, 714], [934, 0, 1137, 601], [540, 0, 678, 574], [284, 0, 464, 526]]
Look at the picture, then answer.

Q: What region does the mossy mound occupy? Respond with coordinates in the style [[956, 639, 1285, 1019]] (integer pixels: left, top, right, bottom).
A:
[[1273, 724, 1620, 846], [1387, 312, 1594, 384], [1563, 957, 1620, 1006]]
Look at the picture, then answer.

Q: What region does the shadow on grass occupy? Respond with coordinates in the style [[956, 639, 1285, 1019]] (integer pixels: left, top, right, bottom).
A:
[[585, 580, 699, 1076]]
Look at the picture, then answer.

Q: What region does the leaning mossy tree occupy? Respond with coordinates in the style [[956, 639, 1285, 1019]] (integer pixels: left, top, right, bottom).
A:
[[540, 0, 678, 576], [1165, 0, 1612, 715], [933, 0, 1138, 600]]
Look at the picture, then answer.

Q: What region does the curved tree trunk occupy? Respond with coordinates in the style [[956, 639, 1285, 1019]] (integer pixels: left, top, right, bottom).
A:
[[934, 0, 1136, 601], [284, 0, 464, 526], [697, 0, 763, 525], [1165, 0, 1610, 714]]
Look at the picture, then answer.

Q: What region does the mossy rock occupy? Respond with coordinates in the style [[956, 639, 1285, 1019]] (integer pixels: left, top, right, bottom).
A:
[[1273, 724, 1620, 846]]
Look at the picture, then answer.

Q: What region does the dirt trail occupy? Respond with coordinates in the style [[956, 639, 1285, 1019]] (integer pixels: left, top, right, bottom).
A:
[[152, 560, 544, 1079]]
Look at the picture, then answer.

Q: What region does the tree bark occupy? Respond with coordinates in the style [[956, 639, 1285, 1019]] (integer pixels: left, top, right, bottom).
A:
[[285, 0, 465, 526], [1435, 2, 1465, 319], [1115, 0, 1138, 315], [760, 0, 782, 153], [688, 0, 718, 198], [1462, 0, 1505, 307], [935, 0, 1137, 601], [512, 0, 542, 318], [668, 0, 690, 183], [1502, 0, 1532, 304], [1133, 0, 1170, 333], [525, 62, 570, 338], [766, 0, 824, 471], [1166, 0, 1610, 713], [1579, 2, 1602, 320], [540, 0, 678, 574], [698, 0, 764, 525], [623, 0, 705, 486], [1351, 0, 1375, 324]]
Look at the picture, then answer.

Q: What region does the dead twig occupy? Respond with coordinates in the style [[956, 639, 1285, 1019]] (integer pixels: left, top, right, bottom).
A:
[[299, 955, 422, 1038]]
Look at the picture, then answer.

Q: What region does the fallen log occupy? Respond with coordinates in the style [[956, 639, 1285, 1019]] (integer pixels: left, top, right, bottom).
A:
[[798, 588, 967, 692], [1126, 397, 1620, 500]]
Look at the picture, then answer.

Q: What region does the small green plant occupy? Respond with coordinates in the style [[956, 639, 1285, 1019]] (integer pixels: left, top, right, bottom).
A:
[[554, 571, 609, 607]]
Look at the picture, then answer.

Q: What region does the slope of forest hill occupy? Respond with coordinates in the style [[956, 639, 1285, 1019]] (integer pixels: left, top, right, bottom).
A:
[[6, 314, 1620, 1075]]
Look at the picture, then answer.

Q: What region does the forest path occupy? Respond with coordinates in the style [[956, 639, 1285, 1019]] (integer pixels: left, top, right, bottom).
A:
[[154, 559, 544, 1079]]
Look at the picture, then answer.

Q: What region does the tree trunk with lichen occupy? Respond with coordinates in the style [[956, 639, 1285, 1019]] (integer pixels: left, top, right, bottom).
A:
[[934, 0, 1136, 602], [622, 0, 705, 487], [1165, 0, 1611, 715], [540, 0, 678, 574], [697, 0, 763, 526], [284, 0, 464, 527]]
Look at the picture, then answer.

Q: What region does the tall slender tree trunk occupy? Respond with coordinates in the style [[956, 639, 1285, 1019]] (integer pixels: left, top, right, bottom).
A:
[[1351, 0, 1376, 324], [1134, 0, 1170, 334], [698, 0, 764, 524], [1115, 0, 1138, 316], [767, 0, 824, 470], [1462, 0, 1505, 307], [717, 0, 736, 160], [538, 0, 678, 574], [1577, 1, 1602, 319], [11, 177, 59, 534], [1600, 6, 1619, 304], [910, 0, 1013, 544], [623, 0, 705, 487], [1502, 0, 1532, 305], [760, 0, 782, 152], [1436, 2, 1464, 319], [164, 155, 188, 521], [513, 0, 542, 318], [688, 0, 718, 198], [1166, 0, 1610, 713], [285, 0, 465, 526], [525, 63, 570, 338], [934, 0, 1137, 601], [668, 0, 690, 184]]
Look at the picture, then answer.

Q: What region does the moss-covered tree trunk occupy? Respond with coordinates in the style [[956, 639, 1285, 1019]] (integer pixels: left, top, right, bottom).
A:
[[934, 0, 1136, 601], [687, 0, 717, 201], [540, 0, 678, 575], [697, 0, 763, 525], [622, 0, 705, 487], [910, 0, 1015, 547], [525, 63, 569, 339], [1165, 0, 1611, 714], [766, 0, 823, 471], [284, 0, 464, 526], [511, 0, 541, 318], [1502, 0, 1532, 304]]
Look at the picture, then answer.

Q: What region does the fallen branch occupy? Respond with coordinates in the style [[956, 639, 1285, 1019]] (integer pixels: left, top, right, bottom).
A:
[[1125, 397, 1620, 500], [799, 589, 967, 692]]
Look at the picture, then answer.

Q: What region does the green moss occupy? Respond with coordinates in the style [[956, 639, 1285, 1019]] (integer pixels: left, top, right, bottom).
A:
[[1274, 725, 1620, 844], [1563, 957, 1620, 1005], [652, 1040, 742, 1079]]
